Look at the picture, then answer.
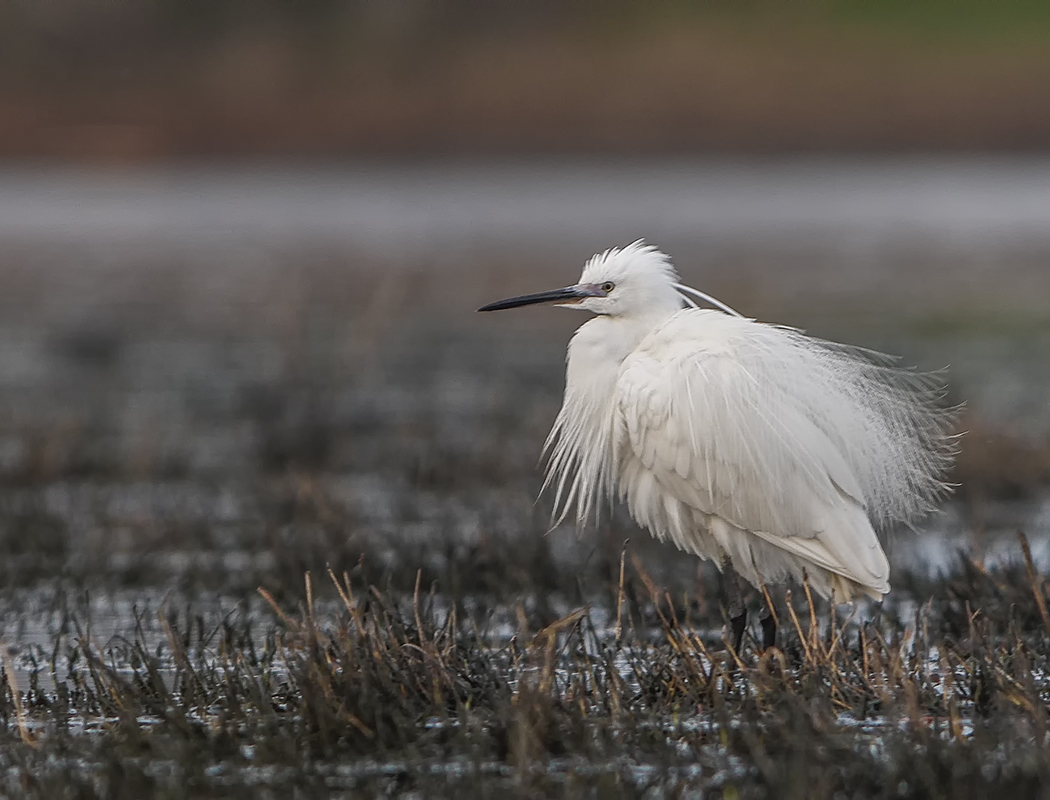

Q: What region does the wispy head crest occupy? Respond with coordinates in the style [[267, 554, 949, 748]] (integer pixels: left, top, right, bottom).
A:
[[579, 240, 679, 287], [581, 241, 744, 317]]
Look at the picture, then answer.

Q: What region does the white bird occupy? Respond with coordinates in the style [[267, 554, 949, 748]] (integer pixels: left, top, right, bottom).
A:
[[479, 241, 957, 649]]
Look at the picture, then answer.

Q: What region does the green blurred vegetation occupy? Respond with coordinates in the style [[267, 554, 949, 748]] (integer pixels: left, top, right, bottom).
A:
[[826, 0, 1050, 42]]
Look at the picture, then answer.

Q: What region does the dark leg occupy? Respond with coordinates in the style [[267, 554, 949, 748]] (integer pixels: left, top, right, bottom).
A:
[[730, 611, 748, 654], [868, 602, 884, 630], [723, 556, 747, 653], [760, 607, 777, 651]]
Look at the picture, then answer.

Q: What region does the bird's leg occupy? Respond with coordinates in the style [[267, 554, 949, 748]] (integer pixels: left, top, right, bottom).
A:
[[758, 585, 779, 651], [730, 610, 747, 655], [759, 606, 777, 651], [722, 556, 747, 653], [868, 602, 884, 632]]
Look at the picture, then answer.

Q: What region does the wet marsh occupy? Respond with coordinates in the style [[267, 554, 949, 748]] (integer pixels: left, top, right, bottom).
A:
[[0, 162, 1048, 797]]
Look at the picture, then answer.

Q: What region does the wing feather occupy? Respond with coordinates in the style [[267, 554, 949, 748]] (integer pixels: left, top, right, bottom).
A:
[[614, 311, 912, 597]]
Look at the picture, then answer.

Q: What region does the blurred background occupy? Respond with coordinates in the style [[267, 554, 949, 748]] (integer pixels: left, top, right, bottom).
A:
[[0, 1, 1048, 593]]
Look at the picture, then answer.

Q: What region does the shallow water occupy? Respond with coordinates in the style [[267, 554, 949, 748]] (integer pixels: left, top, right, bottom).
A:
[[5, 157, 1050, 252]]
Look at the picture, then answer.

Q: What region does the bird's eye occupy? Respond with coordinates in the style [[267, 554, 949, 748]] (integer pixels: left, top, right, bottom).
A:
[[601, 282, 615, 293]]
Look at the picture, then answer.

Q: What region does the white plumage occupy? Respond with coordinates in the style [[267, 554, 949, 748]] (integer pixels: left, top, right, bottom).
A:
[[479, 242, 956, 604]]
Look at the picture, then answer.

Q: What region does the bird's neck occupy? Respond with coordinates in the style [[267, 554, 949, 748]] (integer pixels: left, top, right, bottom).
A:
[[568, 313, 666, 374]]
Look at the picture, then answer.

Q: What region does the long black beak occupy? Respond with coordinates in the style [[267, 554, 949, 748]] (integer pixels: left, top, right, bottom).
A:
[[477, 285, 601, 312]]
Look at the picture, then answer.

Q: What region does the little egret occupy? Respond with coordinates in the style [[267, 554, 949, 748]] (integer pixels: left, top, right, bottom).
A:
[[479, 241, 957, 650]]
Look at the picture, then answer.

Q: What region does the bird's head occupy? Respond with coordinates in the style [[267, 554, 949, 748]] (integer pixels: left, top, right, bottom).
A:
[[478, 241, 684, 320]]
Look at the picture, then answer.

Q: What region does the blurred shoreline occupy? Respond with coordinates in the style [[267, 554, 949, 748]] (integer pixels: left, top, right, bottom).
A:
[[5, 4, 1050, 160], [1, 156, 1048, 322]]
